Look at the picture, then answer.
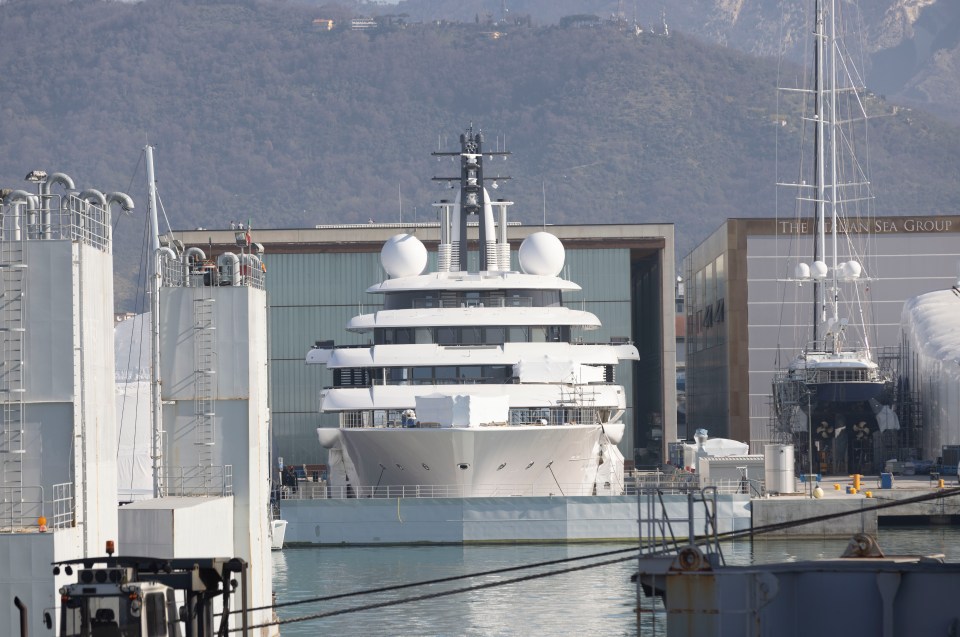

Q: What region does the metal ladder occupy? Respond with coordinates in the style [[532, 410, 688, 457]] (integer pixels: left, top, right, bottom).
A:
[[193, 286, 217, 467], [0, 234, 27, 528]]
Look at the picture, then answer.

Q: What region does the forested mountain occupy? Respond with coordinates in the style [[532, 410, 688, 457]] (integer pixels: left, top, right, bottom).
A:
[[1, 0, 959, 311], [385, 0, 960, 124]]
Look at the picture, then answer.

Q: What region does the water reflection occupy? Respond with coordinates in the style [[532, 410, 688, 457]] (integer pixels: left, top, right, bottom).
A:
[[271, 527, 960, 636]]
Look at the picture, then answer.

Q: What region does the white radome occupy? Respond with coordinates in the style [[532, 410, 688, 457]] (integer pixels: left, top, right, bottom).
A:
[[518, 231, 565, 276], [381, 234, 428, 278], [843, 260, 862, 279], [811, 260, 829, 280]]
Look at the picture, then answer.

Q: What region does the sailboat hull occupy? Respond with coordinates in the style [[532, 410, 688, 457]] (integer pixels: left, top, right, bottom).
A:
[[810, 380, 887, 404]]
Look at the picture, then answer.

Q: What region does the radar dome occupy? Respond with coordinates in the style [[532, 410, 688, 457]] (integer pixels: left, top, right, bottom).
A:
[[811, 260, 829, 280], [518, 232, 565, 276], [380, 234, 427, 278], [842, 260, 862, 280]]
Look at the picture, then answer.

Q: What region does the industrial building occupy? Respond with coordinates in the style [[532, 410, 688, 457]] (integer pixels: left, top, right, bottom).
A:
[[175, 222, 677, 470], [683, 215, 960, 453]]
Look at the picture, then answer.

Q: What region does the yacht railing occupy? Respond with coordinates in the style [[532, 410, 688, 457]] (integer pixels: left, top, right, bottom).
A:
[[279, 474, 758, 501], [411, 297, 534, 309], [339, 407, 603, 428], [803, 367, 884, 384]]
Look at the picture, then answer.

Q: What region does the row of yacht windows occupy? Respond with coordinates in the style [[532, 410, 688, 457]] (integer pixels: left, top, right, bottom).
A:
[[375, 325, 571, 345], [813, 368, 876, 383], [334, 365, 514, 387], [383, 290, 561, 310], [332, 363, 616, 388], [340, 407, 602, 428]]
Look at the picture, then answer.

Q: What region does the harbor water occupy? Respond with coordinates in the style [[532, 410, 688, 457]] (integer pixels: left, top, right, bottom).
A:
[[271, 527, 960, 636]]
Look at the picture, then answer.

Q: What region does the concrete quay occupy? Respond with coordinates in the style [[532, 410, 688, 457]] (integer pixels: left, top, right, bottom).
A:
[[751, 475, 960, 537]]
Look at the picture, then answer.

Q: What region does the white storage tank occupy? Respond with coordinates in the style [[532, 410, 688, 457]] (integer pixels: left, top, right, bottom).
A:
[[764, 444, 796, 494]]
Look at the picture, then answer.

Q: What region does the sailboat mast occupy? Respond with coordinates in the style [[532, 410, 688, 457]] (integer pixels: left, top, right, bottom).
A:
[[828, 0, 840, 330], [814, 0, 827, 343]]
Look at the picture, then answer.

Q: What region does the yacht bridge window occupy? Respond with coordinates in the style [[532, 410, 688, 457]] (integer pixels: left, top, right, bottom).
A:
[[375, 325, 569, 345], [333, 365, 514, 388], [382, 289, 561, 310]]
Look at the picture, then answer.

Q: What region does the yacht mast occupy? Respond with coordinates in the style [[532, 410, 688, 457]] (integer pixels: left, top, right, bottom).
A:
[[814, 0, 827, 343], [828, 0, 840, 332]]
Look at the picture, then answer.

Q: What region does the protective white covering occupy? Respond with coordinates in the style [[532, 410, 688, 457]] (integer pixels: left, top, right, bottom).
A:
[[870, 397, 900, 432], [414, 394, 510, 428], [683, 437, 750, 470], [115, 313, 154, 500], [514, 356, 577, 383], [595, 437, 625, 495], [901, 287, 960, 459], [699, 438, 750, 456]]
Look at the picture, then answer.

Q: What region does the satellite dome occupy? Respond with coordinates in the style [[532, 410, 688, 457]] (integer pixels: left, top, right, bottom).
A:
[[842, 260, 862, 280], [518, 232, 565, 276], [380, 234, 427, 278], [811, 260, 829, 280]]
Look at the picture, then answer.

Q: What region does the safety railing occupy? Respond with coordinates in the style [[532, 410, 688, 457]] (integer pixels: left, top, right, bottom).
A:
[[51, 482, 74, 529], [0, 485, 44, 532], [164, 465, 233, 497]]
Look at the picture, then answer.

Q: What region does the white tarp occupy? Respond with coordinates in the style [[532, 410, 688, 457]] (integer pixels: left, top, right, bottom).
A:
[[115, 314, 154, 501], [514, 356, 578, 383], [699, 438, 750, 456], [684, 437, 750, 470], [415, 394, 510, 428], [902, 288, 960, 458], [515, 356, 600, 383]]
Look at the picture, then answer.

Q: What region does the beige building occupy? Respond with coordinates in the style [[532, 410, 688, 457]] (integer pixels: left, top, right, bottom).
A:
[[684, 215, 960, 450]]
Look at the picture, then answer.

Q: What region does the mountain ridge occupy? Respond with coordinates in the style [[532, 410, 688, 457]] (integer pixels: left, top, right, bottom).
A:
[[0, 0, 958, 310]]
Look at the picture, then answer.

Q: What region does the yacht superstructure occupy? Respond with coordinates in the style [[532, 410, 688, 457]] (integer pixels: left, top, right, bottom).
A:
[[308, 127, 638, 496]]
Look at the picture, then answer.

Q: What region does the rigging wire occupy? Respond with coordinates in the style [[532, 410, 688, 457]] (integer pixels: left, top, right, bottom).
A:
[[238, 552, 638, 632], [231, 544, 639, 615], [115, 153, 151, 499], [115, 215, 150, 468]]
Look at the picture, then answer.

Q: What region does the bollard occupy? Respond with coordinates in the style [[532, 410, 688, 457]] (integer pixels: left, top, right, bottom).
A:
[[865, 491, 872, 498], [939, 478, 945, 489], [834, 483, 841, 491], [852, 474, 861, 491]]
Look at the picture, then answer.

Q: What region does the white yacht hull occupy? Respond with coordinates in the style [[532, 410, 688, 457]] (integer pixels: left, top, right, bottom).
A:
[[319, 424, 625, 497]]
